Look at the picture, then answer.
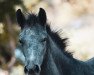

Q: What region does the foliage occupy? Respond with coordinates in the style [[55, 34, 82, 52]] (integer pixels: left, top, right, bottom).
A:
[[0, 0, 24, 22], [0, 0, 25, 69]]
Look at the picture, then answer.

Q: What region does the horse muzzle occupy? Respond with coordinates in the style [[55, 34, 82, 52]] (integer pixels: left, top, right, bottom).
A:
[[24, 65, 41, 75]]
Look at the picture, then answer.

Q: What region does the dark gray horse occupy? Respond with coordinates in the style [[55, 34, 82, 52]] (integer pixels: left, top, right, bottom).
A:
[[15, 8, 94, 75]]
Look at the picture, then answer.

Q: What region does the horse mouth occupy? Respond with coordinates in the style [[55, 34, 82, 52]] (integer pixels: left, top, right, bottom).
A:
[[26, 72, 39, 75]]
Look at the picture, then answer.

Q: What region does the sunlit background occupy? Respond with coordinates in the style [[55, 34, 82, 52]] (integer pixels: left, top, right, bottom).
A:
[[0, 0, 94, 75]]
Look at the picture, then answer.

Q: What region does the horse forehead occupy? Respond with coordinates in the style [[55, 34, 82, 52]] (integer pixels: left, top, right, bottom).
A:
[[19, 28, 33, 37], [23, 28, 37, 35], [19, 27, 45, 39]]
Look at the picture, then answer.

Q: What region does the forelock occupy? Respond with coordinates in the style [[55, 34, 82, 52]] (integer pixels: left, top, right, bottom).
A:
[[26, 13, 39, 26]]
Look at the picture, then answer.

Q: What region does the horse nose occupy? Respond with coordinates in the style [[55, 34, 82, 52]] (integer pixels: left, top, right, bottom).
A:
[[33, 65, 40, 73], [24, 65, 40, 74], [24, 66, 28, 73]]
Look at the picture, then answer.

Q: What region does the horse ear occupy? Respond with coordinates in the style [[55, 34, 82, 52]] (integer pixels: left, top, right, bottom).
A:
[[38, 8, 47, 26], [16, 9, 26, 28]]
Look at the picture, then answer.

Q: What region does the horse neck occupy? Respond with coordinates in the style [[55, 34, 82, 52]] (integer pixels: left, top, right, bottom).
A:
[[41, 35, 74, 75], [49, 35, 72, 63], [45, 36, 94, 75], [47, 36, 75, 73], [41, 46, 61, 75]]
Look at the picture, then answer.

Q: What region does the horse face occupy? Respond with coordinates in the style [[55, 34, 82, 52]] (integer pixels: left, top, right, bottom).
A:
[[16, 8, 47, 75], [20, 26, 47, 74]]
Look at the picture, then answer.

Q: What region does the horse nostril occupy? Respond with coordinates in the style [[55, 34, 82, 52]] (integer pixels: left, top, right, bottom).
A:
[[24, 66, 28, 73], [33, 65, 40, 73], [24, 65, 40, 74]]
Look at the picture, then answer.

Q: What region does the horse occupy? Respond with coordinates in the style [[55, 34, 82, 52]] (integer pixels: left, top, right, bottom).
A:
[[15, 8, 94, 75]]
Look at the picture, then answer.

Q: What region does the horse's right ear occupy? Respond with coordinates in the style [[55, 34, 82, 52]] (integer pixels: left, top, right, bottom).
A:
[[38, 8, 47, 26], [16, 9, 26, 28]]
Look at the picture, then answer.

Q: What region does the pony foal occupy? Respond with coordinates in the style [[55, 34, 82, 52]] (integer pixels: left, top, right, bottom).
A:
[[15, 8, 94, 75]]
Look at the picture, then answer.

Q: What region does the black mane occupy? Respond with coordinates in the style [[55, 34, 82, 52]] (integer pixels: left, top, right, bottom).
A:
[[25, 13, 73, 58], [46, 25, 73, 58]]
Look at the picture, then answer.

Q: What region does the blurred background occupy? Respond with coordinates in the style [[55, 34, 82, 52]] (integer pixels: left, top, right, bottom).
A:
[[0, 0, 94, 75]]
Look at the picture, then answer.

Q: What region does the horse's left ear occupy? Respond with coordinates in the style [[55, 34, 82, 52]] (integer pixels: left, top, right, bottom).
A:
[[38, 8, 47, 26], [16, 9, 26, 29]]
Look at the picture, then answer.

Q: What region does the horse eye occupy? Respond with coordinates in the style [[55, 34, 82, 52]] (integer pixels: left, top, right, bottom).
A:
[[41, 38, 47, 42], [19, 40, 24, 45]]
